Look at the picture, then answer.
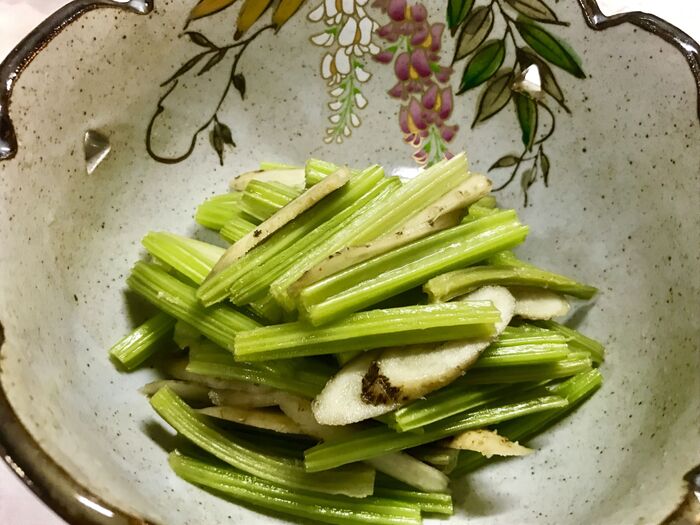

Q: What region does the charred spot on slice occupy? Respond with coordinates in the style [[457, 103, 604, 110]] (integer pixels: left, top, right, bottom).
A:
[[361, 361, 401, 405], [253, 229, 262, 238]]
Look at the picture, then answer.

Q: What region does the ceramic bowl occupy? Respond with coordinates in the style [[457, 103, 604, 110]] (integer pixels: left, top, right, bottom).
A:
[[0, 0, 698, 523]]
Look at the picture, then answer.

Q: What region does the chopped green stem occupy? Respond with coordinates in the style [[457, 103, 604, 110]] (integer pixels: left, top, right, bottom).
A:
[[247, 295, 284, 324], [451, 369, 602, 476], [197, 166, 385, 306], [424, 265, 598, 302], [127, 262, 258, 349], [269, 178, 402, 311], [299, 210, 529, 326], [408, 446, 459, 472], [473, 343, 571, 368], [350, 154, 469, 245], [474, 195, 497, 209], [150, 388, 375, 497], [239, 180, 301, 221], [234, 302, 500, 361], [220, 215, 257, 243], [305, 159, 343, 186], [109, 312, 175, 370], [391, 384, 509, 432], [461, 205, 499, 223], [195, 192, 249, 230], [142, 232, 224, 285], [533, 320, 606, 364], [304, 394, 568, 471], [373, 488, 453, 516], [461, 357, 592, 385], [169, 452, 420, 525], [229, 170, 395, 306], [188, 342, 334, 398], [496, 326, 567, 346]]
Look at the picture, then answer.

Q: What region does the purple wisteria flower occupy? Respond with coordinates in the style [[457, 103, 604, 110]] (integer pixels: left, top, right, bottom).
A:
[[374, 0, 458, 165]]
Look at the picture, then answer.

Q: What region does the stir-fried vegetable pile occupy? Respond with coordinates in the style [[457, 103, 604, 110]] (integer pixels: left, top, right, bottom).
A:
[[110, 154, 604, 524]]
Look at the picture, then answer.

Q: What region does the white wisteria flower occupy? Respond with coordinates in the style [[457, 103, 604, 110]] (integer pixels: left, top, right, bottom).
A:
[[337, 16, 380, 56], [310, 30, 335, 47], [308, 0, 370, 24], [321, 48, 351, 84]]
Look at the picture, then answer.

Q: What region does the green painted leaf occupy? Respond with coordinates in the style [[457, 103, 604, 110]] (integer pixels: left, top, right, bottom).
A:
[[185, 32, 216, 49], [539, 149, 550, 186], [505, 0, 562, 25], [232, 73, 246, 99], [514, 92, 538, 149], [514, 19, 585, 78], [458, 40, 505, 93], [454, 6, 494, 62], [447, 0, 475, 34], [198, 49, 227, 75], [516, 47, 570, 112], [520, 166, 537, 197], [472, 70, 513, 125], [489, 154, 520, 170], [161, 53, 207, 85]]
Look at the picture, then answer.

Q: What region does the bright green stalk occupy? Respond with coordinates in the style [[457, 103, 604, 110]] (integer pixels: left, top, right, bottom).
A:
[[247, 295, 284, 324], [187, 341, 333, 398], [461, 204, 499, 223], [424, 265, 598, 302], [474, 195, 497, 209], [451, 369, 602, 476], [150, 388, 375, 497], [269, 178, 402, 311], [304, 394, 568, 471], [170, 452, 420, 525], [234, 302, 500, 361], [373, 487, 453, 515], [496, 325, 566, 346], [109, 312, 175, 370], [461, 356, 592, 385], [408, 446, 459, 473], [196, 166, 385, 307], [349, 154, 469, 245], [486, 250, 528, 267], [305, 158, 341, 186], [220, 215, 257, 243], [195, 193, 248, 230], [533, 320, 606, 364], [299, 210, 529, 326], [127, 262, 258, 349], [142, 232, 224, 285], [229, 171, 396, 306], [239, 180, 301, 221], [473, 343, 571, 368], [390, 384, 509, 433]]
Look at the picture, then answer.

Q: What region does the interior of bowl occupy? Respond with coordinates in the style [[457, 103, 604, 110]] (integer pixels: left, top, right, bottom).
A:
[[0, 1, 698, 524]]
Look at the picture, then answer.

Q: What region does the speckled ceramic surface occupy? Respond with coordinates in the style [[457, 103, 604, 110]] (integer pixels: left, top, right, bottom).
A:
[[0, 0, 698, 524]]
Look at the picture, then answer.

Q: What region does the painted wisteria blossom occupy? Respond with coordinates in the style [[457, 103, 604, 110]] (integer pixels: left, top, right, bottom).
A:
[[309, 0, 381, 143], [374, 0, 458, 165]]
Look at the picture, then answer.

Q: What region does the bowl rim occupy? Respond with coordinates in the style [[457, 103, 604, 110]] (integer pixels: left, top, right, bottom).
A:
[[0, 0, 698, 524]]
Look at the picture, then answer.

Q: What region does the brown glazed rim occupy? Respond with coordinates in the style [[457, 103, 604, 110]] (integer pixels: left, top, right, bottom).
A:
[[0, 1, 698, 525]]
